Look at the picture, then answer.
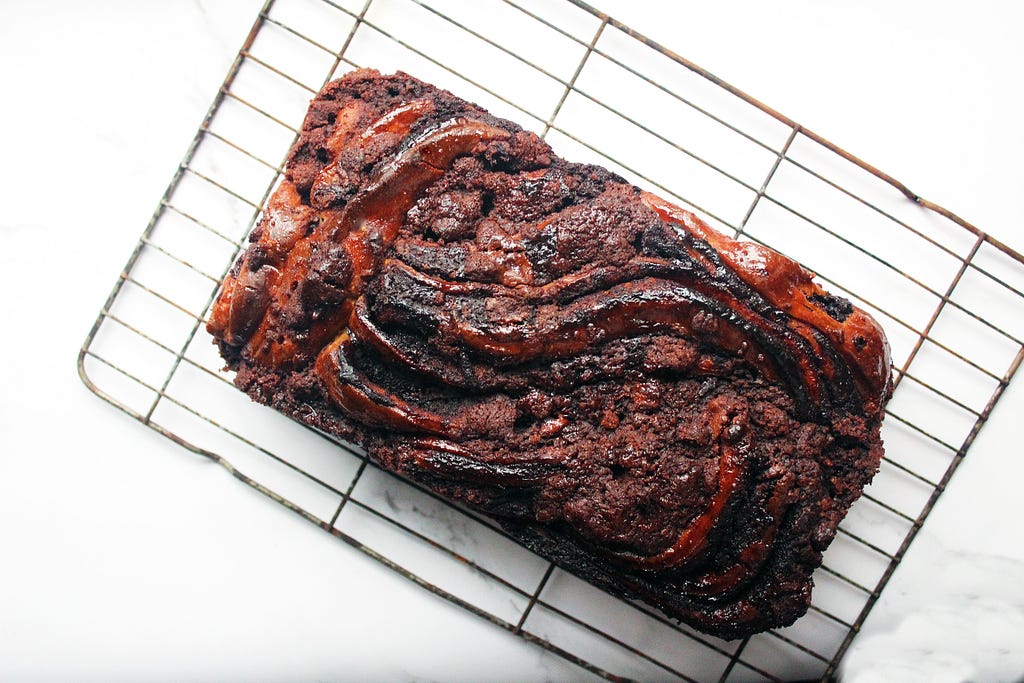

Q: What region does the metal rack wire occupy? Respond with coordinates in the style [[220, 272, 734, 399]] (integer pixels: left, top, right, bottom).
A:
[[78, 0, 1024, 680]]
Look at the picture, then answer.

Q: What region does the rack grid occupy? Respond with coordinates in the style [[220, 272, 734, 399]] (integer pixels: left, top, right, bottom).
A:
[[79, 1, 1024, 680]]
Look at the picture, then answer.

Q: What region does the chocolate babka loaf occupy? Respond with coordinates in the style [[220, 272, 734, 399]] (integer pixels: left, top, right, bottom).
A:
[[207, 69, 892, 639]]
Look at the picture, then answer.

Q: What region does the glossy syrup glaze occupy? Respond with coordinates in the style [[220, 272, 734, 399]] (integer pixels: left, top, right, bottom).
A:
[[642, 193, 890, 411]]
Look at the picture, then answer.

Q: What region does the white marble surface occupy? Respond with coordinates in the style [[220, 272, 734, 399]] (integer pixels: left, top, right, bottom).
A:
[[2, 1, 1023, 681]]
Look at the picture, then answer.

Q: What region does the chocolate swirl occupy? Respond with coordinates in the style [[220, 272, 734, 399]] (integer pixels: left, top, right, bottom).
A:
[[208, 70, 892, 639]]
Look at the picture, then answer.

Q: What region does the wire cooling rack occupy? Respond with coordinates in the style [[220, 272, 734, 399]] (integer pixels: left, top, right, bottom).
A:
[[79, 0, 1024, 680]]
